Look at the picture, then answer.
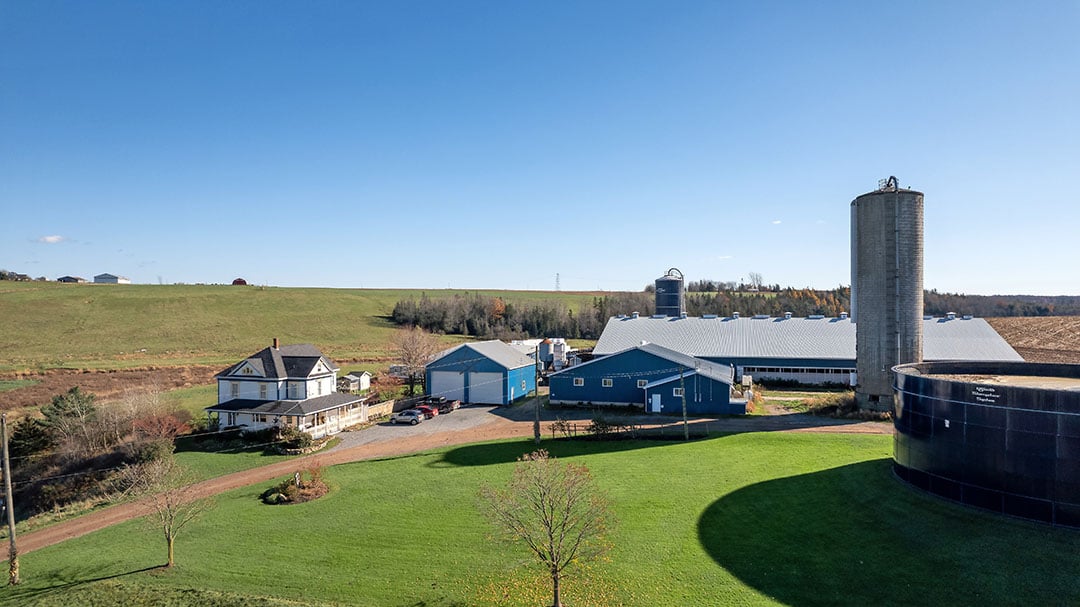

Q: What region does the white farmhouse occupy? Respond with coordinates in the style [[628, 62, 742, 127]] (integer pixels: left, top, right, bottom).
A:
[[205, 339, 371, 438]]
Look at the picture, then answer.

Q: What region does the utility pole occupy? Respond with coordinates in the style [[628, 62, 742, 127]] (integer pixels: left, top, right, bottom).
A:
[[2, 414, 19, 585], [680, 368, 689, 441], [533, 344, 542, 445]]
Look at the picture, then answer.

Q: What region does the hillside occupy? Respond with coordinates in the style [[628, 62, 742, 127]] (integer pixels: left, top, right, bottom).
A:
[[0, 282, 604, 372]]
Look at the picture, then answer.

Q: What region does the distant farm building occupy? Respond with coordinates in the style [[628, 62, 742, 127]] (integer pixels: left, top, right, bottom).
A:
[[57, 276, 87, 283], [94, 273, 130, 284], [339, 371, 371, 392], [593, 313, 1022, 386], [426, 340, 536, 405], [232, 278, 248, 285]]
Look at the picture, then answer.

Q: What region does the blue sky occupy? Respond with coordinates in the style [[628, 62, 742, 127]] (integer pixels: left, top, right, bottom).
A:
[[2, 2, 1077, 294]]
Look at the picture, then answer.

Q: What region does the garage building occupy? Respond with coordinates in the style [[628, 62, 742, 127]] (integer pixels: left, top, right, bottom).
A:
[[426, 340, 537, 405]]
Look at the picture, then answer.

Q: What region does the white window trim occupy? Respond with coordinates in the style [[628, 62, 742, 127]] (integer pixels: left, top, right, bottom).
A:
[[602, 378, 613, 388], [637, 379, 648, 388], [573, 377, 584, 387], [673, 387, 684, 397]]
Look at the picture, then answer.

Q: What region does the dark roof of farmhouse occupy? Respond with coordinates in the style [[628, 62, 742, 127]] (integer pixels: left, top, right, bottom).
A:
[[593, 315, 1023, 362], [216, 343, 339, 379], [205, 393, 362, 416]]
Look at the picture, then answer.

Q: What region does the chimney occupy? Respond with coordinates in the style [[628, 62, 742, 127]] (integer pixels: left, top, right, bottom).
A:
[[273, 337, 280, 349]]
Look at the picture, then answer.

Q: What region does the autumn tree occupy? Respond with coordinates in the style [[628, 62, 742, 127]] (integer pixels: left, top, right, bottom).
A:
[[480, 450, 614, 607], [391, 326, 442, 396], [117, 456, 214, 568]]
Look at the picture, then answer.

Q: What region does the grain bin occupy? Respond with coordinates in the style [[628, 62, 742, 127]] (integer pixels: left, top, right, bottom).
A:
[[655, 268, 685, 317], [851, 177, 924, 410]]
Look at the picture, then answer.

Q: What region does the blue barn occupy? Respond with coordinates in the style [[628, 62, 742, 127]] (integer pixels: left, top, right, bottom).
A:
[[426, 340, 537, 405], [548, 343, 744, 415]]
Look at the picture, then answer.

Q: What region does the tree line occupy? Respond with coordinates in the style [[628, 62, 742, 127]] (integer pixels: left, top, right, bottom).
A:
[[391, 289, 1080, 340]]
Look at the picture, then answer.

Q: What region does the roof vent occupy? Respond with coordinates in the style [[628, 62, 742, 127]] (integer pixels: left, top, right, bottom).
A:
[[924, 315, 933, 320], [753, 314, 770, 320], [784, 312, 792, 319], [640, 340, 649, 346], [680, 312, 687, 319], [631, 311, 639, 319], [963, 315, 973, 320], [652, 314, 666, 319], [732, 312, 740, 319], [808, 314, 825, 320], [702, 314, 718, 319], [840, 312, 849, 320], [946, 312, 956, 320]]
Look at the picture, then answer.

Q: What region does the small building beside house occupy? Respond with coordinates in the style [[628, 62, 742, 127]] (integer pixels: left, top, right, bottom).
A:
[[426, 340, 537, 405], [339, 371, 371, 393], [57, 276, 87, 283], [94, 273, 131, 284], [205, 339, 372, 438], [548, 342, 744, 415]]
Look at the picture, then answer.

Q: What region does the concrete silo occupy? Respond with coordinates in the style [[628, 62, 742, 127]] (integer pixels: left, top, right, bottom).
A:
[[851, 177, 924, 410], [655, 268, 685, 317]]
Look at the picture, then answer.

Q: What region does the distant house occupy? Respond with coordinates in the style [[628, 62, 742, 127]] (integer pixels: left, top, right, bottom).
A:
[[548, 342, 745, 416], [204, 339, 371, 438], [94, 273, 131, 284], [57, 276, 87, 283], [339, 371, 371, 393], [426, 340, 537, 405]]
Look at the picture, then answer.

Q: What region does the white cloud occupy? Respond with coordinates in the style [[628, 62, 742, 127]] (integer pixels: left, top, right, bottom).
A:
[[38, 235, 65, 244], [716, 255, 734, 260], [771, 220, 782, 225]]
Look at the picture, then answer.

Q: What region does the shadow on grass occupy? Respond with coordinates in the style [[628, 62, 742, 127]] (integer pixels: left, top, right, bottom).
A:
[[434, 434, 720, 468], [1, 564, 161, 603], [698, 459, 1080, 606]]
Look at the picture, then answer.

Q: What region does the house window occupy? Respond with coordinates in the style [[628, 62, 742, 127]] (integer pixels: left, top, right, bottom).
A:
[[673, 388, 684, 397], [317, 380, 323, 396], [602, 378, 613, 388], [253, 414, 267, 423], [288, 383, 299, 399], [573, 377, 584, 387], [522, 380, 527, 390], [230, 382, 239, 398], [227, 412, 237, 426], [637, 380, 648, 388], [259, 384, 267, 400]]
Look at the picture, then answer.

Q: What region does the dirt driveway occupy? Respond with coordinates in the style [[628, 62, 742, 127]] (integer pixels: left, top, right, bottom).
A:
[[11, 406, 891, 558]]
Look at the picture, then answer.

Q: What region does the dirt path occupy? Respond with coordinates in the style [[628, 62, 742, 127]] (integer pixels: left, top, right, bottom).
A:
[[11, 412, 891, 557]]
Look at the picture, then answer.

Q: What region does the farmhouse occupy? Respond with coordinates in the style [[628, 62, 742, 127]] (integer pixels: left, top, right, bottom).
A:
[[593, 313, 1022, 386], [205, 339, 371, 438], [426, 340, 536, 405], [549, 342, 744, 415], [93, 273, 131, 284], [56, 275, 87, 283]]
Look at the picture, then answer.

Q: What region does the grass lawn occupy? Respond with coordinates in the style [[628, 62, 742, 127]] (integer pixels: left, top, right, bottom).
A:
[[0, 379, 39, 392], [5, 432, 1078, 606]]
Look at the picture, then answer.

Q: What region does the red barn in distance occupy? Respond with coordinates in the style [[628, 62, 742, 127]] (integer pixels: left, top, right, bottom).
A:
[[232, 278, 248, 286]]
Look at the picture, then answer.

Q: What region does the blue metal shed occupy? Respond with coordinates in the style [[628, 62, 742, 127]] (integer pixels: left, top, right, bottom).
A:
[[549, 342, 742, 415], [426, 340, 537, 405]]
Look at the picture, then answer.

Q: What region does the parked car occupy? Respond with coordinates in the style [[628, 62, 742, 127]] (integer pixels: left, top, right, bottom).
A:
[[414, 405, 439, 419], [437, 399, 460, 414], [390, 409, 425, 425]]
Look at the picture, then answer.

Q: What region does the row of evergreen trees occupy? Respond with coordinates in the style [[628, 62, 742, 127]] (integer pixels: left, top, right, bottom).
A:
[[391, 288, 1080, 340]]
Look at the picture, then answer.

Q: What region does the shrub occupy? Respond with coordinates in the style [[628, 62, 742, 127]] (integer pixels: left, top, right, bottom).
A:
[[133, 438, 175, 463], [278, 426, 314, 449]]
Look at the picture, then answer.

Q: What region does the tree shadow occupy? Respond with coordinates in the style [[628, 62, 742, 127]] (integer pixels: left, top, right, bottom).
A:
[[697, 459, 1080, 606], [433, 434, 720, 468], [2, 564, 161, 602]]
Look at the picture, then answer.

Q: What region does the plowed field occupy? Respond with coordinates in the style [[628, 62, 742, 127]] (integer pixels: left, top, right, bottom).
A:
[[986, 316, 1080, 364]]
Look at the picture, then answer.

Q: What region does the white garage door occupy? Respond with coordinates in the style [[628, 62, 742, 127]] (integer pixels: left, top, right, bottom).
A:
[[429, 371, 465, 402], [468, 372, 504, 404]]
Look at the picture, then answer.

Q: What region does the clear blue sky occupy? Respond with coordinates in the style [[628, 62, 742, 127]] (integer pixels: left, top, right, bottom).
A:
[[2, 2, 1077, 294]]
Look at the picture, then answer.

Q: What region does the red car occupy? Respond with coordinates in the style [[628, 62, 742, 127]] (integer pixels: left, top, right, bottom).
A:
[[415, 405, 439, 419]]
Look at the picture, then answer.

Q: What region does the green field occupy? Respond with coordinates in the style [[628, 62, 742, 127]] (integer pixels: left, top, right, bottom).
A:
[[0, 282, 603, 372], [6, 432, 1078, 606]]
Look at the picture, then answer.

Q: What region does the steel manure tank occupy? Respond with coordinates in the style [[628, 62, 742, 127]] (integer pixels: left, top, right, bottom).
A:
[[655, 268, 685, 317]]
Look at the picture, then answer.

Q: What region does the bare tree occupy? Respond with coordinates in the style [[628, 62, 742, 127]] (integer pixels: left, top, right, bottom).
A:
[[390, 326, 442, 396], [480, 450, 613, 607], [117, 456, 213, 568], [747, 272, 764, 291]]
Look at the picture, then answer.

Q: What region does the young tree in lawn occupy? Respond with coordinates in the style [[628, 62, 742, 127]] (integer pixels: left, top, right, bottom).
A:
[[117, 456, 213, 568], [391, 326, 442, 396], [480, 450, 614, 607]]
